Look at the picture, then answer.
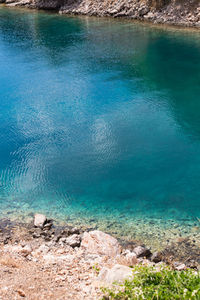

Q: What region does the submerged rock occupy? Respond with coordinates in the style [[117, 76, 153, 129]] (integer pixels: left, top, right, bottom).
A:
[[81, 230, 121, 257], [34, 214, 47, 228], [160, 238, 200, 267]]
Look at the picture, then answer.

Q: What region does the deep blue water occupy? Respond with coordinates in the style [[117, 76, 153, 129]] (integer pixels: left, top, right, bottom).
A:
[[0, 7, 200, 245]]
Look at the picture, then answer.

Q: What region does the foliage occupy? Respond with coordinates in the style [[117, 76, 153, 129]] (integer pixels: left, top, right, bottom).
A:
[[92, 263, 101, 275], [102, 265, 200, 299]]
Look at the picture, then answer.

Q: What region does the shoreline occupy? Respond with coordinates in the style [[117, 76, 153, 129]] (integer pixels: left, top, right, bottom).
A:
[[0, 0, 200, 29], [0, 214, 199, 267], [0, 214, 199, 298], [0, 204, 200, 252]]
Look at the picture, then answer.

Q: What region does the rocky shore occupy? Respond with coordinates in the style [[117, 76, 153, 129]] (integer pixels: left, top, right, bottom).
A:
[[0, 214, 199, 299], [0, 0, 200, 27]]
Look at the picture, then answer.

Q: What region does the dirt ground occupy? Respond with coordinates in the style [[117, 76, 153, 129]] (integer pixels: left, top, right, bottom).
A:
[[0, 244, 103, 300], [0, 221, 103, 300]]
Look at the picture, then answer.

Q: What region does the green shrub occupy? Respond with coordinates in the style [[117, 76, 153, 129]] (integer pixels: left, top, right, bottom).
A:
[[102, 265, 200, 299]]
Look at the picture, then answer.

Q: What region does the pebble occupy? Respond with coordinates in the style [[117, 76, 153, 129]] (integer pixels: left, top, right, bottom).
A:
[[34, 214, 47, 228]]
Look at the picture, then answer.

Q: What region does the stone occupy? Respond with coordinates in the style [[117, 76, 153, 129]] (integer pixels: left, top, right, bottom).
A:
[[17, 290, 25, 297], [24, 244, 32, 252], [59, 237, 67, 243], [138, 6, 149, 16], [34, 214, 47, 228], [187, 260, 198, 269], [176, 264, 186, 271], [98, 264, 133, 283], [173, 262, 186, 271], [125, 251, 138, 265], [37, 244, 49, 254], [68, 227, 80, 235], [20, 244, 32, 257], [120, 249, 138, 265], [151, 251, 162, 263], [145, 12, 155, 19], [81, 230, 121, 257], [43, 221, 53, 230], [65, 234, 81, 248], [133, 246, 151, 258]]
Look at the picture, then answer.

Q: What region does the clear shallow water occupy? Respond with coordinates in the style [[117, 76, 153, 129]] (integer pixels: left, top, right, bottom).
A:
[[0, 7, 200, 248]]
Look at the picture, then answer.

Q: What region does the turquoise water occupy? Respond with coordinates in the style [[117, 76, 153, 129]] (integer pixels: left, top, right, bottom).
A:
[[0, 7, 200, 247]]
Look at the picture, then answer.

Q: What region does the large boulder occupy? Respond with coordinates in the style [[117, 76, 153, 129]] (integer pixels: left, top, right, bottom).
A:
[[98, 264, 133, 283], [34, 214, 47, 228], [81, 230, 121, 257]]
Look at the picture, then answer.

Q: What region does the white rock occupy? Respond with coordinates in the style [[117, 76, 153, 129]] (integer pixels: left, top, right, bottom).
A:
[[98, 264, 133, 283], [24, 244, 32, 252], [174, 263, 186, 271], [37, 244, 49, 254], [81, 230, 121, 257], [19, 244, 33, 257], [125, 251, 137, 265], [65, 234, 81, 248], [23, 244, 32, 253], [56, 249, 65, 254], [34, 213, 47, 228]]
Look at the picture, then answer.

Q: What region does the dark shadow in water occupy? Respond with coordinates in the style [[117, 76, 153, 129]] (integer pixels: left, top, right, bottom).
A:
[[130, 34, 200, 138], [0, 8, 85, 65]]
